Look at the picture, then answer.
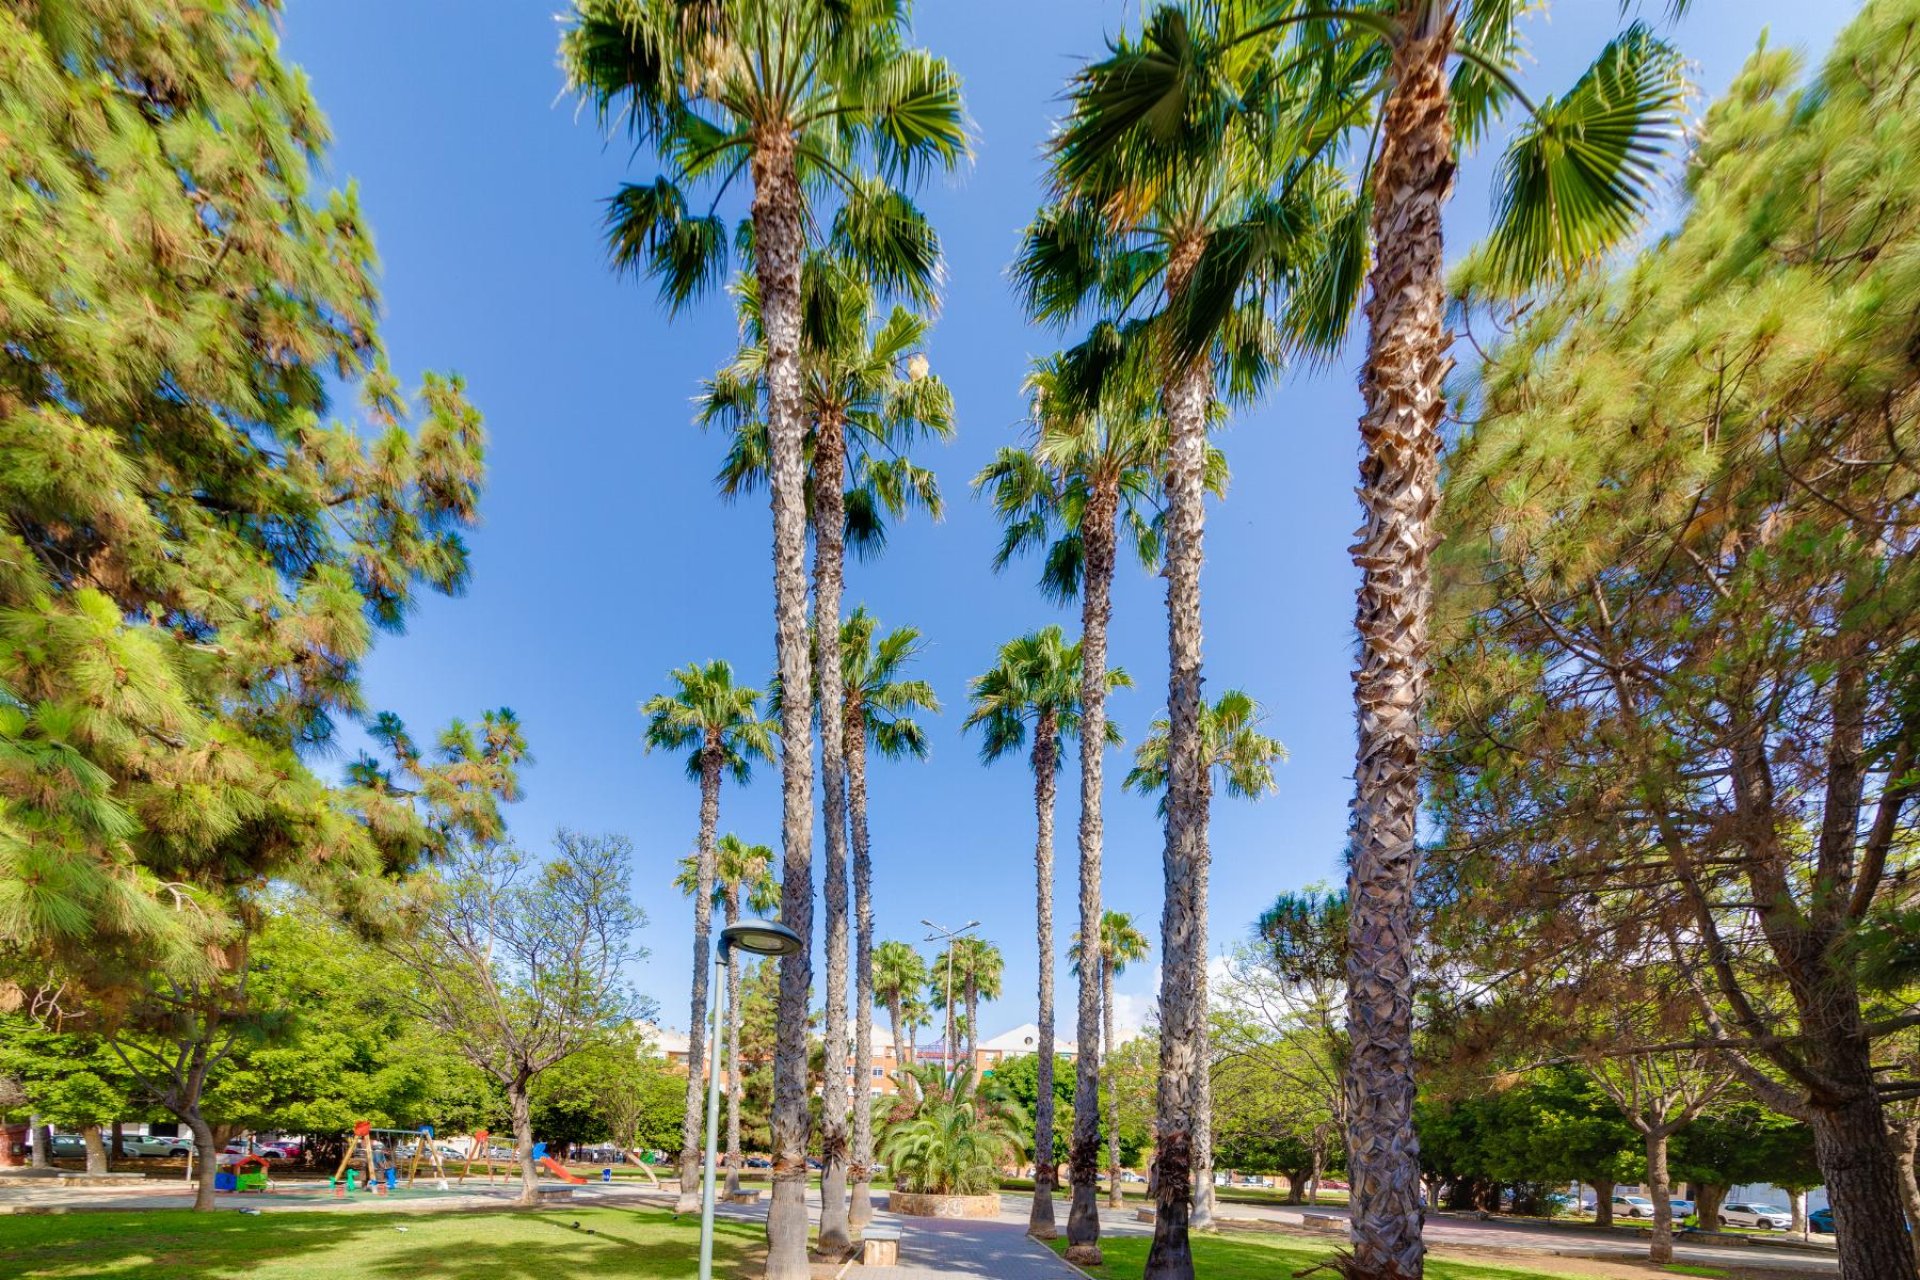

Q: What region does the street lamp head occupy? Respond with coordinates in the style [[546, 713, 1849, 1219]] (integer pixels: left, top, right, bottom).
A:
[[719, 918, 803, 959]]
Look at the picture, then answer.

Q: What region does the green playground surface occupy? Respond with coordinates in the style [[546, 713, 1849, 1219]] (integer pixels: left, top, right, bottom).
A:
[[0, 1204, 762, 1279]]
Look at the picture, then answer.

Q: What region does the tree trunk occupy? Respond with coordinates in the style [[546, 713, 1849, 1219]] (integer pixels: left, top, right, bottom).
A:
[[1888, 1117, 1920, 1272], [1346, 12, 1456, 1280], [849, 710, 877, 1231], [1146, 299, 1212, 1280], [510, 1077, 540, 1206], [814, 410, 853, 1256], [1645, 1131, 1674, 1264], [110, 1120, 124, 1161], [184, 1109, 218, 1211], [1105, 955, 1124, 1210], [1286, 1171, 1307, 1204], [888, 1000, 907, 1084], [755, 135, 817, 1280], [1695, 1183, 1727, 1233], [965, 980, 980, 1076], [1309, 1140, 1324, 1207], [725, 887, 746, 1201], [1068, 476, 1120, 1262], [1789, 1188, 1807, 1235], [1030, 716, 1061, 1239], [1811, 1083, 1918, 1280], [29, 1115, 49, 1169], [82, 1124, 107, 1175], [1593, 1178, 1616, 1228], [678, 745, 723, 1213]]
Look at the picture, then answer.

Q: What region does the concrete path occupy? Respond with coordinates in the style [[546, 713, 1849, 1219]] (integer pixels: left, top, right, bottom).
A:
[[854, 1216, 1081, 1280]]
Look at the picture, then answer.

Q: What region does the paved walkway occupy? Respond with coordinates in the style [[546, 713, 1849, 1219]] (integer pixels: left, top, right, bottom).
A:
[[855, 1216, 1081, 1280]]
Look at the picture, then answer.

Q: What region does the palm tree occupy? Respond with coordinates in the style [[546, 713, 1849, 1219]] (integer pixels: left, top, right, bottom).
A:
[[964, 626, 1128, 1239], [563, 9, 964, 1272], [874, 941, 931, 1076], [840, 607, 940, 1228], [703, 260, 953, 1245], [642, 661, 773, 1211], [975, 351, 1202, 1247], [1070, 911, 1149, 1209], [930, 937, 1004, 1070], [677, 835, 778, 1199], [1019, 7, 1349, 1264], [1128, 688, 1285, 1226]]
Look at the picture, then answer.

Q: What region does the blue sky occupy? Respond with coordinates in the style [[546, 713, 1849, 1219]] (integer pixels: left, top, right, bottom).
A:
[[282, 0, 1853, 1040]]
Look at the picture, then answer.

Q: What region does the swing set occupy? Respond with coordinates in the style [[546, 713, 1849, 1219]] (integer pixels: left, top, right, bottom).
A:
[[330, 1121, 461, 1194]]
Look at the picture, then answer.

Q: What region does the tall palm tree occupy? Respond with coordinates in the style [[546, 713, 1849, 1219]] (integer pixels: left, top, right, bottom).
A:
[[643, 661, 774, 1211], [1128, 688, 1285, 1227], [839, 607, 940, 1228], [964, 626, 1128, 1239], [703, 262, 951, 1244], [1018, 7, 1350, 1267], [563, 10, 964, 1272], [874, 941, 930, 1076], [932, 937, 1004, 1069], [975, 350, 1205, 1248], [677, 835, 778, 1199], [706, 258, 951, 1250], [1071, 911, 1149, 1209]]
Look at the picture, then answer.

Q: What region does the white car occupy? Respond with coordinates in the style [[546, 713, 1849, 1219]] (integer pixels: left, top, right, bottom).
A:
[[122, 1135, 193, 1158], [1721, 1202, 1795, 1230], [1613, 1194, 1657, 1218]]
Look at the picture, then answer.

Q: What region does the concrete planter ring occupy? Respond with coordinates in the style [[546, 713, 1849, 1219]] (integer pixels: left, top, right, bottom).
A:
[[886, 1189, 1002, 1219]]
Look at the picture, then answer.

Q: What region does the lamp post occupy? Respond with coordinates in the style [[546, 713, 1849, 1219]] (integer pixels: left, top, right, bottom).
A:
[[920, 918, 978, 1085], [700, 917, 803, 1280]]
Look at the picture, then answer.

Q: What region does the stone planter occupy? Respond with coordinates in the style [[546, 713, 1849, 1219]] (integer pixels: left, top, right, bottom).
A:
[[887, 1189, 1003, 1219]]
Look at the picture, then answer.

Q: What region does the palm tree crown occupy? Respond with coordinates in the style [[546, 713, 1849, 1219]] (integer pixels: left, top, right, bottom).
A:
[[963, 627, 1128, 763], [842, 608, 941, 759], [676, 834, 780, 916], [641, 660, 774, 782], [1126, 688, 1287, 811]]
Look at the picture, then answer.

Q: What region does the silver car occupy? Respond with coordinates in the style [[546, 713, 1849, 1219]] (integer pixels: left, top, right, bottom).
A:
[[1721, 1202, 1795, 1230]]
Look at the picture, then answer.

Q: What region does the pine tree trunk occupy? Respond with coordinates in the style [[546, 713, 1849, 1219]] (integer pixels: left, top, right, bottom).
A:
[[1811, 1077, 1918, 1279], [1030, 714, 1061, 1239], [1105, 954, 1124, 1209], [1346, 12, 1456, 1279], [82, 1124, 107, 1175], [678, 745, 723, 1212], [725, 886, 745, 1201], [1068, 476, 1120, 1260], [1645, 1131, 1674, 1264], [185, 1110, 218, 1211], [1146, 297, 1212, 1280], [814, 410, 853, 1255], [849, 713, 877, 1231], [1888, 1117, 1920, 1272], [754, 135, 817, 1280], [510, 1076, 540, 1206]]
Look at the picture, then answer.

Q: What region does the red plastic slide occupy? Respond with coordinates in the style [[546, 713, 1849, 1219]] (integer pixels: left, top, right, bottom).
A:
[[538, 1156, 586, 1185]]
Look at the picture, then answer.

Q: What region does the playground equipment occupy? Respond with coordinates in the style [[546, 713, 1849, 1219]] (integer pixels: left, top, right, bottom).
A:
[[532, 1142, 585, 1185], [330, 1122, 455, 1193], [214, 1154, 271, 1194]]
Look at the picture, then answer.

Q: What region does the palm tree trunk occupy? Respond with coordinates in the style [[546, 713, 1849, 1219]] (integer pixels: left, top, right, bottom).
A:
[[965, 979, 980, 1072], [1104, 956, 1123, 1209], [1067, 476, 1120, 1261], [1190, 817, 1214, 1233], [677, 746, 723, 1212], [1345, 11, 1456, 1280], [1147, 297, 1213, 1280], [725, 887, 746, 1201], [848, 710, 877, 1230], [754, 136, 817, 1280], [888, 999, 907, 1077], [1030, 713, 1060, 1239], [814, 411, 854, 1255]]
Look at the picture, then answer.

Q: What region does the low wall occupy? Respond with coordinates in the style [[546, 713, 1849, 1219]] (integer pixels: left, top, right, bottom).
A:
[[887, 1190, 1003, 1219]]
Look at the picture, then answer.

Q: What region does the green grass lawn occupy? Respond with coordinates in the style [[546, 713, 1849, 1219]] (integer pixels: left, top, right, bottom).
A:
[[1050, 1231, 1590, 1280], [0, 1205, 765, 1279]]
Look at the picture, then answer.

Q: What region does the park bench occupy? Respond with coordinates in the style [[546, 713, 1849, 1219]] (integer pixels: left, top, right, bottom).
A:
[[1301, 1212, 1345, 1234], [862, 1224, 901, 1265]]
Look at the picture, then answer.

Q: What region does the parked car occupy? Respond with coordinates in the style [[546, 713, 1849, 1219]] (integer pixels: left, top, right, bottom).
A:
[[42, 1133, 87, 1158], [1614, 1194, 1658, 1219], [121, 1135, 193, 1158], [1669, 1197, 1696, 1219], [1721, 1202, 1795, 1230], [1120, 1171, 1146, 1184], [745, 1156, 771, 1169], [1809, 1207, 1834, 1234]]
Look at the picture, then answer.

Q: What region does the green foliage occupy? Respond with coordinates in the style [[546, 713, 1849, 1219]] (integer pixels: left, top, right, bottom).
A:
[[990, 1053, 1077, 1163], [0, 1017, 137, 1129], [1415, 1067, 1637, 1198], [878, 1066, 1028, 1196], [1671, 1104, 1819, 1193], [964, 627, 1129, 766], [1125, 688, 1286, 815], [531, 1034, 685, 1151], [0, 0, 498, 971]]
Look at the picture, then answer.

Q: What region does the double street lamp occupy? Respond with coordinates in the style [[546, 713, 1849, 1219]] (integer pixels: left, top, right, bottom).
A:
[[920, 918, 979, 1084], [698, 917, 803, 1280]]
